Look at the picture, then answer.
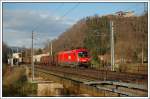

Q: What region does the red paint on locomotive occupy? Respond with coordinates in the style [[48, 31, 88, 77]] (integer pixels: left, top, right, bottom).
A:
[[57, 49, 90, 67]]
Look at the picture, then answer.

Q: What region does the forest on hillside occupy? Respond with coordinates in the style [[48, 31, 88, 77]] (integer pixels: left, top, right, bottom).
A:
[[48, 13, 148, 65]]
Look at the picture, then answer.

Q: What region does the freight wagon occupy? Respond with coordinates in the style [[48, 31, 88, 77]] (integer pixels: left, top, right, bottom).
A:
[[40, 55, 56, 65], [22, 57, 31, 64], [33, 53, 49, 64]]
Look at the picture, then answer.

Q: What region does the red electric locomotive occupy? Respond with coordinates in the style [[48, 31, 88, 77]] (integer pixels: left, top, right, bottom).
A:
[[57, 49, 90, 67]]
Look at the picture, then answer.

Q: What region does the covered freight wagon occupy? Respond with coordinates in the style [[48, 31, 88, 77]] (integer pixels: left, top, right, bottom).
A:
[[33, 53, 49, 64], [40, 55, 55, 65]]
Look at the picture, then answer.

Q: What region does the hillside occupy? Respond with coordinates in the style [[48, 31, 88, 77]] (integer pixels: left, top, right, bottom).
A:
[[49, 13, 148, 64]]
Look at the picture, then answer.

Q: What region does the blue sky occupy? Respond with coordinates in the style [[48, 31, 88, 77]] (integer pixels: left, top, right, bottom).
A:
[[3, 2, 147, 48], [3, 2, 146, 19]]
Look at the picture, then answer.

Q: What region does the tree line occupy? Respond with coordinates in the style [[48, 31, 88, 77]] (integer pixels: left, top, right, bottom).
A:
[[51, 13, 148, 65], [2, 13, 148, 66]]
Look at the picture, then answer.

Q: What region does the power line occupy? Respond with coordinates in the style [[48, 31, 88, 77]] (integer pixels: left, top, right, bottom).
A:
[[33, 3, 64, 31], [59, 3, 80, 20], [32, 3, 80, 50], [33, 3, 80, 31], [53, 3, 64, 14]]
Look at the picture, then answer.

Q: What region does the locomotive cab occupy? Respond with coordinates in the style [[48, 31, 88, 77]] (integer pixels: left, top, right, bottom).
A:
[[77, 50, 91, 67]]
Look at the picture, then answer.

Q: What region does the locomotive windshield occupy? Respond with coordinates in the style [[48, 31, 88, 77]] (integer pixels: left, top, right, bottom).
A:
[[78, 51, 88, 58]]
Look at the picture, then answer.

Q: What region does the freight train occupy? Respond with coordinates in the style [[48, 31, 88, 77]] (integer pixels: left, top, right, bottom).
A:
[[22, 49, 91, 68]]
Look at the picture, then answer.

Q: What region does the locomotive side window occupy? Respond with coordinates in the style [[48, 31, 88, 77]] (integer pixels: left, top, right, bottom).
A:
[[78, 51, 88, 58]]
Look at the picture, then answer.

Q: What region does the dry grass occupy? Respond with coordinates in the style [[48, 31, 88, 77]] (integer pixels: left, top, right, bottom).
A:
[[118, 63, 148, 74], [3, 67, 26, 86], [2, 66, 37, 96]]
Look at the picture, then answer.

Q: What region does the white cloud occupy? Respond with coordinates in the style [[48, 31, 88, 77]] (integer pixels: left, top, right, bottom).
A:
[[3, 9, 75, 48]]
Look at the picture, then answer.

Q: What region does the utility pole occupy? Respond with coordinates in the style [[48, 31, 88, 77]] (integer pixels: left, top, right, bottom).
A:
[[10, 48, 13, 67], [142, 47, 144, 64], [110, 21, 115, 71], [17, 47, 18, 66], [48, 40, 53, 56], [31, 31, 34, 81], [50, 41, 53, 56]]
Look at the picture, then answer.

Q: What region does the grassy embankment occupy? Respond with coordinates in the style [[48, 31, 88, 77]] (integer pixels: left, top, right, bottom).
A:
[[2, 64, 37, 96]]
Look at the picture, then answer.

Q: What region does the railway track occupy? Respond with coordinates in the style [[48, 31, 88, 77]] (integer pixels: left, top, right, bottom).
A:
[[30, 65, 147, 96], [35, 65, 147, 83]]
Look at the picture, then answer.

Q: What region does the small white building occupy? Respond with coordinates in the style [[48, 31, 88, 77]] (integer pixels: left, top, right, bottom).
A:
[[115, 11, 134, 17], [13, 53, 22, 62], [8, 53, 22, 66]]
